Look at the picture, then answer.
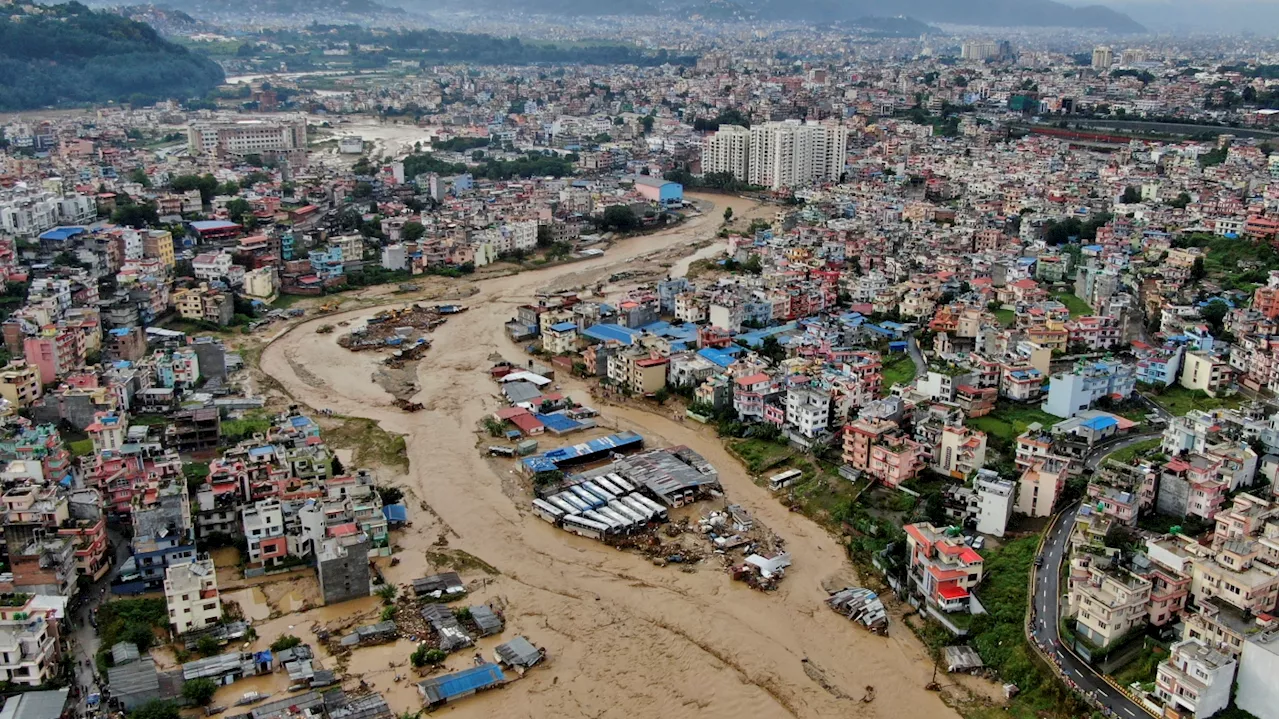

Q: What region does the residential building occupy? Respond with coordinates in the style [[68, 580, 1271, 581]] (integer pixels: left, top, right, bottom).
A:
[[242, 498, 288, 568], [1180, 351, 1232, 397], [1016, 457, 1068, 517], [843, 417, 925, 487], [784, 388, 830, 439], [701, 125, 751, 182], [164, 557, 221, 635], [904, 522, 985, 614], [1041, 359, 1136, 418], [747, 120, 847, 190], [1155, 639, 1235, 719], [0, 593, 62, 687], [935, 424, 987, 479], [1235, 629, 1278, 719], [0, 361, 41, 408], [1072, 564, 1151, 649]]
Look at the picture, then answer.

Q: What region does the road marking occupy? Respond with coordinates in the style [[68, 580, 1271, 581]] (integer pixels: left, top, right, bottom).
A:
[[1073, 669, 1082, 677], [1124, 708, 1136, 717]]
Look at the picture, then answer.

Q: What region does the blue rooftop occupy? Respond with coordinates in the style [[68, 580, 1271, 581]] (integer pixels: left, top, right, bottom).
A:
[[1082, 415, 1118, 431], [535, 412, 583, 433], [697, 347, 740, 368], [734, 322, 798, 348], [382, 504, 409, 522], [248, 446, 275, 457], [39, 226, 87, 241], [548, 321, 578, 333], [421, 663, 506, 703], [581, 324, 640, 345], [520, 431, 643, 472]]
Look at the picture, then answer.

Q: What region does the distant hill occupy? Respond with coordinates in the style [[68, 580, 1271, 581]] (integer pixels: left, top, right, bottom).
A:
[[841, 15, 941, 36], [0, 2, 225, 111], [168, 0, 392, 15], [751, 0, 1144, 32]]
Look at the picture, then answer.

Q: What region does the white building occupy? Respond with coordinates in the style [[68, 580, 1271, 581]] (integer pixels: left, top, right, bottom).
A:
[[747, 120, 847, 190], [164, 557, 221, 635], [701, 124, 751, 182], [242, 498, 287, 566], [1041, 359, 1136, 418], [785, 388, 830, 438], [188, 117, 308, 158], [191, 252, 234, 283], [382, 243, 408, 271], [974, 473, 1015, 538], [1092, 46, 1114, 69], [1155, 639, 1235, 719], [1235, 629, 1278, 719]]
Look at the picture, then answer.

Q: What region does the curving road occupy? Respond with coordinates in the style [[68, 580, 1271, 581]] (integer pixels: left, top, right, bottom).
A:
[[1029, 434, 1164, 719]]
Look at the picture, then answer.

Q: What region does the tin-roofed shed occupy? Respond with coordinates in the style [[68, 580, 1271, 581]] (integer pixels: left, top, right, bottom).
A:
[[494, 636, 544, 669], [416, 663, 506, 707], [470, 605, 504, 636]]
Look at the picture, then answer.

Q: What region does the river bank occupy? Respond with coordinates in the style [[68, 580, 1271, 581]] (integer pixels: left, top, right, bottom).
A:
[[254, 192, 975, 719]]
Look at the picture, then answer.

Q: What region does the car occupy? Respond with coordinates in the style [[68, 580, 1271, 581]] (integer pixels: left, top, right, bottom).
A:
[[1034, 556, 1044, 567]]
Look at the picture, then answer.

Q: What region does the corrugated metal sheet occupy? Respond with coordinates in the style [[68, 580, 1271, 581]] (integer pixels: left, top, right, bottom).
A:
[[418, 663, 505, 705]]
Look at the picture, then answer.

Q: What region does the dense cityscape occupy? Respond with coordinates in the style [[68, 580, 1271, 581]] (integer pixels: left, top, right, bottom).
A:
[[0, 2, 1276, 719]]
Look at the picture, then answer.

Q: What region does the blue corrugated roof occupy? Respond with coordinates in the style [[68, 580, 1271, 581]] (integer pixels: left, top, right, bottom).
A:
[[426, 663, 505, 700], [535, 413, 583, 433], [697, 347, 740, 368], [39, 226, 87, 241], [382, 504, 409, 522], [520, 431, 643, 471], [581, 324, 640, 345], [734, 322, 798, 348], [548, 321, 578, 332]]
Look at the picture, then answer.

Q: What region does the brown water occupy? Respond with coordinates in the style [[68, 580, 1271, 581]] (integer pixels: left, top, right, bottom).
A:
[[259, 193, 968, 719]]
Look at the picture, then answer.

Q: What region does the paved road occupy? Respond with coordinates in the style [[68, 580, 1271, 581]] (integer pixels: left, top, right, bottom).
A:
[[1030, 436, 1161, 719], [906, 332, 927, 378], [69, 527, 131, 711]]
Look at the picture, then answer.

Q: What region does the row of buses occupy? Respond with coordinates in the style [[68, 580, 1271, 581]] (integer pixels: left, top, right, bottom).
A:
[[531, 473, 669, 540]]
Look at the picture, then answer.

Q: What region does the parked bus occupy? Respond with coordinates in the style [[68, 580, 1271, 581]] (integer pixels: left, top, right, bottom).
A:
[[531, 499, 564, 524], [584, 510, 623, 532], [562, 515, 609, 539], [632, 494, 668, 521], [608, 500, 645, 524], [547, 496, 579, 515], [606, 473, 635, 493], [597, 507, 635, 531], [620, 495, 656, 521], [768, 469, 803, 492], [581, 481, 615, 502], [594, 476, 624, 496], [554, 492, 590, 513], [568, 485, 605, 509]]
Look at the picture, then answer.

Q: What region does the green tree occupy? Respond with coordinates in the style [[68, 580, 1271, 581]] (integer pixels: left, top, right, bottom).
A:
[[723, 207, 734, 223], [640, 115, 655, 134], [270, 634, 302, 652], [758, 336, 785, 364], [600, 205, 638, 231], [129, 168, 151, 188], [1190, 256, 1207, 282], [127, 700, 181, 719], [183, 677, 218, 706], [225, 198, 252, 225], [402, 221, 426, 242], [196, 634, 220, 656], [112, 201, 159, 228], [1119, 186, 1141, 204], [1200, 299, 1228, 335]]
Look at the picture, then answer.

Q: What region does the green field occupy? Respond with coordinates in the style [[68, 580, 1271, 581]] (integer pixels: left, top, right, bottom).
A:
[[1106, 438, 1162, 464], [993, 308, 1016, 327], [968, 402, 1060, 442], [880, 353, 917, 395], [1052, 292, 1093, 318], [1142, 385, 1244, 416], [730, 438, 793, 474]]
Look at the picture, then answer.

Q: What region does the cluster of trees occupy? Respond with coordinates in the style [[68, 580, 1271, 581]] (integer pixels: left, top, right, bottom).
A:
[[401, 151, 574, 182], [0, 2, 224, 110], [1043, 212, 1112, 245], [663, 168, 761, 193], [431, 136, 490, 152], [262, 25, 694, 67], [691, 108, 751, 131]]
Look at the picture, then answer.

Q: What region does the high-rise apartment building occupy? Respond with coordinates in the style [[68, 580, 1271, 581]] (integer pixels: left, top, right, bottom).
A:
[[188, 117, 308, 162], [701, 124, 751, 182], [1092, 46, 1114, 70], [747, 120, 847, 190]]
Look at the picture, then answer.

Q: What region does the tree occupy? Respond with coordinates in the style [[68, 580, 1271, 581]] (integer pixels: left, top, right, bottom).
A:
[[1189, 257, 1207, 282], [600, 205, 638, 231], [411, 645, 447, 667], [225, 198, 252, 225], [723, 207, 734, 223], [129, 168, 151, 188], [330, 455, 345, 476], [536, 224, 553, 247], [196, 634, 220, 656], [640, 115, 655, 134], [1119, 186, 1141, 204], [127, 701, 181, 719], [183, 677, 218, 706], [377, 486, 404, 505], [758, 336, 786, 364], [402, 221, 425, 242], [270, 635, 303, 652], [1200, 299, 1228, 335], [112, 201, 159, 228]]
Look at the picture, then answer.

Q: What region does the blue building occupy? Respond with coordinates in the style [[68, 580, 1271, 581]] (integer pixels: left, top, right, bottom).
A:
[[631, 176, 683, 208], [309, 247, 344, 280]]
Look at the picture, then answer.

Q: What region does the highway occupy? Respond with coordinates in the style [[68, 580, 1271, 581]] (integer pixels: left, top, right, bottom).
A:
[[1028, 435, 1163, 719]]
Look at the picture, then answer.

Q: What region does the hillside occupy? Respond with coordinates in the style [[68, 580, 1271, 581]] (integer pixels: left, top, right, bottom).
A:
[[0, 2, 225, 111], [753, 0, 1144, 31]]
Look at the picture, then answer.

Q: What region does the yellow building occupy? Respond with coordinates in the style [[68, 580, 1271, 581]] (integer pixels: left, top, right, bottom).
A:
[[0, 361, 42, 407], [143, 230, 175, 268], [1180, 351, 1230, 397]]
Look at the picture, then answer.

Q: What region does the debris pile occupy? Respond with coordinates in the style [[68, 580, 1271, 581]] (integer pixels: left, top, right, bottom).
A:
[[338, 304, 448, 351], [698, 504, 791, 590], [825, 587, 889, 635]]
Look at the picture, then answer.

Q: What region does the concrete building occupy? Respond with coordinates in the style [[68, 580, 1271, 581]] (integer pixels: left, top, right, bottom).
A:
[[1092, 46, 1114, 69], [0, 361, 41, 408], [784, 388, 830, 439], [188, 117, 308, 161], [242, 498, 288, 568], [973, 472, 1015, 538], [1235, 629, 1278, 719], [164, 557, 221, 635], [904, 523, 985, 614], [0, 594, 62, 687], [1179, 351, 1232, 397], [1072, 564, 1151, 649], [747, 120, 847, 190], [1155, 639, 1235, 719], [701, 124, 751, 182], [1041, 359, 1136, 418], [1016, 456, 1067, 517], [317, 533, 371, 605]]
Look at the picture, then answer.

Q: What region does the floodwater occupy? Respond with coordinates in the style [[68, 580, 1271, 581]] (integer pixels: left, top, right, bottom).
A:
[[222, 587, 273, 622], [259, 192, 968, 719]]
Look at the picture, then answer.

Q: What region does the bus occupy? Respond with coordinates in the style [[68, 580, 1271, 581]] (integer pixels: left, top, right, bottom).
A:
[[594, 476, 625, 496], [547, 496, 578, 515], [608, 500, 645, 524], [581, 481, 616, 503], [768, 469, 803, 492], [631, 494, 669, 522], [554, 492, 590, 513], [620, 495, 656, 521], [531, 498, 564, 524], [568, 485, 605, 509], [562, 515, 609, 539], [606, 473, 635, 493]]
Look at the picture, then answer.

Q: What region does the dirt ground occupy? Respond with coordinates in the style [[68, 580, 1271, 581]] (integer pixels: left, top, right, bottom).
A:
[[254, 192, 991, 719]]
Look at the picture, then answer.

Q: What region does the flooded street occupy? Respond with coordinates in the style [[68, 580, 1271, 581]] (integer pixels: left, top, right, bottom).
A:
[[257, 192, 962, 719]]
